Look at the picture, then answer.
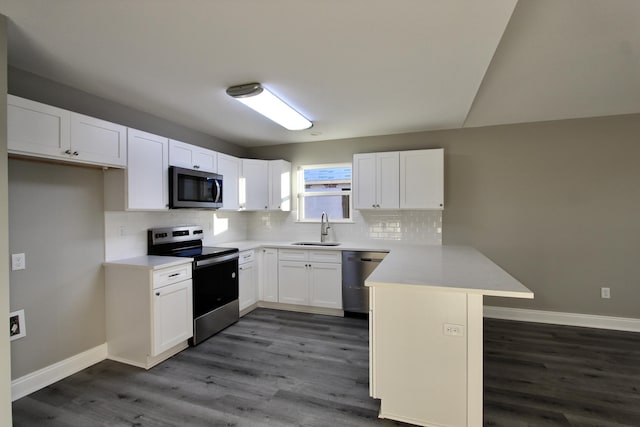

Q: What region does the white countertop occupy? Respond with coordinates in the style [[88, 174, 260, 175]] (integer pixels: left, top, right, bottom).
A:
[[218, 240, 533, 299], [365, 244, 533, 298], [219, 240, 392, 253], [103, 255, 194, 270]]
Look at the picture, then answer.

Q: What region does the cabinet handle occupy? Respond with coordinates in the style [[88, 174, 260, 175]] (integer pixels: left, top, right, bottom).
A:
[[194, 165, 200, 169], [73, 151, 79, 156], [372, 204, 375, 208], [155, 292, 160, 296], [168, 273, 180, 277]]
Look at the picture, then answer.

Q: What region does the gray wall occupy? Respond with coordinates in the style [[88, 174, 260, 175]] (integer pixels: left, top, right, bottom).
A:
[[0, 13, 13, 426], [8, 67, 248, 158], [249, 114, 640, 319], [9, 160, 106, 378]]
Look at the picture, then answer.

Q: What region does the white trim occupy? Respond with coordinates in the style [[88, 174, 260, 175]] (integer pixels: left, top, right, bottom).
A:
[[484, 306, 640, 332], [11, 343, 107, 401]]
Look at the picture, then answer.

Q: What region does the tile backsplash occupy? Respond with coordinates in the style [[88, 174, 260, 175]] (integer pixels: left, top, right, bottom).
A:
[[247, 210, 442, 244], [104, 210, 248, 261], [104, 208, 442, 261]]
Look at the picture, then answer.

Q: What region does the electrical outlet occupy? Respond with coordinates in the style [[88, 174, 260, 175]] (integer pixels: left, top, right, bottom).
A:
[[9, 309, 26, 341], [11, 253, 26, 271], [443, 323, 465, 337], [601, 287, 611, 299]]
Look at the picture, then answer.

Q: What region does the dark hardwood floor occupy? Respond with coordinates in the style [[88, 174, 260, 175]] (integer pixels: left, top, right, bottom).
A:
[[11, 308, 640, 426]]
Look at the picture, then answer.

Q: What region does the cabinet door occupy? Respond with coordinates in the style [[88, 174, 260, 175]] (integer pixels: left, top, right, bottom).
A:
[[278, 261, 309, 305], [127, 128, 169, 210], [269, 159, 292, 211], [377, 152, 400, 209], [309, 262, 342, 309], [7, 95, 71, 159], [169, 139, 217, 173], [400, 149, 444, 209], [260, 248, 279, 302], [153, 279, 193, 356], [353, 153, 377, 209], [217, 153, 240, 210], [239, 260, 257, 312], [241, 159, 269, 210], [70, 113, 127, 167]]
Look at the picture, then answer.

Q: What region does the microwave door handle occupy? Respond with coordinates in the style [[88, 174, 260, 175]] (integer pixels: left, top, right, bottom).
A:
[[214, 179, 221, 203]]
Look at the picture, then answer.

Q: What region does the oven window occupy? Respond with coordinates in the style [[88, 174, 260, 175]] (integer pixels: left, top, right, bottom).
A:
[[192, 259, 239, 318]]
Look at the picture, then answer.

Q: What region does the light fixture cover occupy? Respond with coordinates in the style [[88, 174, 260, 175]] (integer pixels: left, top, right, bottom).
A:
[[226, 83, 312, 131]]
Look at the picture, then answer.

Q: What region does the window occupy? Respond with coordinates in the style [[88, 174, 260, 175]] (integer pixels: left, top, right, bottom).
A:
[[297, 163, 352, 221]]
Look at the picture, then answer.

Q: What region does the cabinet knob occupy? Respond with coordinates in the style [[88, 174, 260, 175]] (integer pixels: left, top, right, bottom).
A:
[[155, 292, 160, 296], [194, 165, 200, 169], [64, 149, 72, 155], [73, 151, 79, 156]]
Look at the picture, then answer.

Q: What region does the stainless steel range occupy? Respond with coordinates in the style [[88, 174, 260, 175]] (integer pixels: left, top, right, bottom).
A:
[[148, 225, 239, 345]]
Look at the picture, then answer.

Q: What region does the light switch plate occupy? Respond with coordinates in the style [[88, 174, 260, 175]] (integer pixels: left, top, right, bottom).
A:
[[11, 253, 26, 271]]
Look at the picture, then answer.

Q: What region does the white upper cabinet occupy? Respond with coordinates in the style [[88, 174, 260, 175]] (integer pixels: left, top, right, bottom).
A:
[[70, 113, 127, 167], [241, 159, 269, 210], [217, 152, 241, 210], [240, 158, 291, 211], [268, 159, 292, 211], [354, 148, 444, 211], [168, 139, 217, 173], [126, 128, 169, 210], [353, 151, 399, 209], [8, 95, 71, 158], [8, 95, 126, 167], [399, 148, 444, 210]]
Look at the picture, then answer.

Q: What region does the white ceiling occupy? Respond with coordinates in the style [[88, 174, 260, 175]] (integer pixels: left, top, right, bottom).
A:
[[1, 0, 639, 147]]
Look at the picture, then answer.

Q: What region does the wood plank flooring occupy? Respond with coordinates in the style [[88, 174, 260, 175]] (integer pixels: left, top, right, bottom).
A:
[[11, 308, 640, 426]]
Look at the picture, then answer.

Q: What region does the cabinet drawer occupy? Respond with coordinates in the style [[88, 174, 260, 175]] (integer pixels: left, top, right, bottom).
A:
[[153, 263, 192, 289], [239, 250, 255, 265], [278, 249, 308, 262], [309, 250, 341, 263]]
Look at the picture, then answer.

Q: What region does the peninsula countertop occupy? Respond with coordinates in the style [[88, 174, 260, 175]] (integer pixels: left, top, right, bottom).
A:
[[365, 243, 533, 298], [219, 240, 533, 298]]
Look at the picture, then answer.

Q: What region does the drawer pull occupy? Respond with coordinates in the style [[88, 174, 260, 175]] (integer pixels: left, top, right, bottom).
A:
[[168, 273, 180, 277]]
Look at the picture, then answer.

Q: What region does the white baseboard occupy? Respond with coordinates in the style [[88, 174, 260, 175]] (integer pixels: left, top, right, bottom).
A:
[[11, 343, 107, 401], [484, 306, 640, 332]]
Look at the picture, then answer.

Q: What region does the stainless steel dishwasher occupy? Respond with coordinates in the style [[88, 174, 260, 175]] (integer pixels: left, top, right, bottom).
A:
[[342, 251, 388, 314]]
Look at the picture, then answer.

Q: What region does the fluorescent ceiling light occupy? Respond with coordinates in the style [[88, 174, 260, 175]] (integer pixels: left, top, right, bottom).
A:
[[226, 83, 312, 131]]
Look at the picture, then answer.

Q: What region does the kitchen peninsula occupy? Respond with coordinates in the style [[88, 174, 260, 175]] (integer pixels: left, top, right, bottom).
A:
[[365, 244, 533, 427]]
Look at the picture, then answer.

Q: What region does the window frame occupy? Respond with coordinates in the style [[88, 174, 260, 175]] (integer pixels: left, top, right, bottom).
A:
[[296, 162, 353, 223]]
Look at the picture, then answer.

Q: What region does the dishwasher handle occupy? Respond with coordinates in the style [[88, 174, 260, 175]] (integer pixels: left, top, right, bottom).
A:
[[360, 257, 382, 263]]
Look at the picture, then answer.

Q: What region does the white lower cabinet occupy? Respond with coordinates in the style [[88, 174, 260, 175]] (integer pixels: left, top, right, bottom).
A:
[[277, 249, 342, 309], [260, 248, 279, 302], [238, 250, 258, 314], [105, 260, 193, 369], [153, 279, 193, 355]]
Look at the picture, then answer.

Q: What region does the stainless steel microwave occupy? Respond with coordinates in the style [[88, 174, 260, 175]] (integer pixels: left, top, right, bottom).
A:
[[169, 166, 223, 209]]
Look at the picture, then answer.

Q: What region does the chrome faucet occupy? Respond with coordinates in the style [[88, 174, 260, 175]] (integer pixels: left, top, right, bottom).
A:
[[320, 211, 330, 242]]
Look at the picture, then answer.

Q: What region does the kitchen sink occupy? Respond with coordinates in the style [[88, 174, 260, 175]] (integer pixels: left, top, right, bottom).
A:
[[291, 241, 341, 247]]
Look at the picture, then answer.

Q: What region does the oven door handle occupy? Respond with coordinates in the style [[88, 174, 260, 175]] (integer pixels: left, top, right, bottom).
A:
[[195, 252, 239, 268]]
